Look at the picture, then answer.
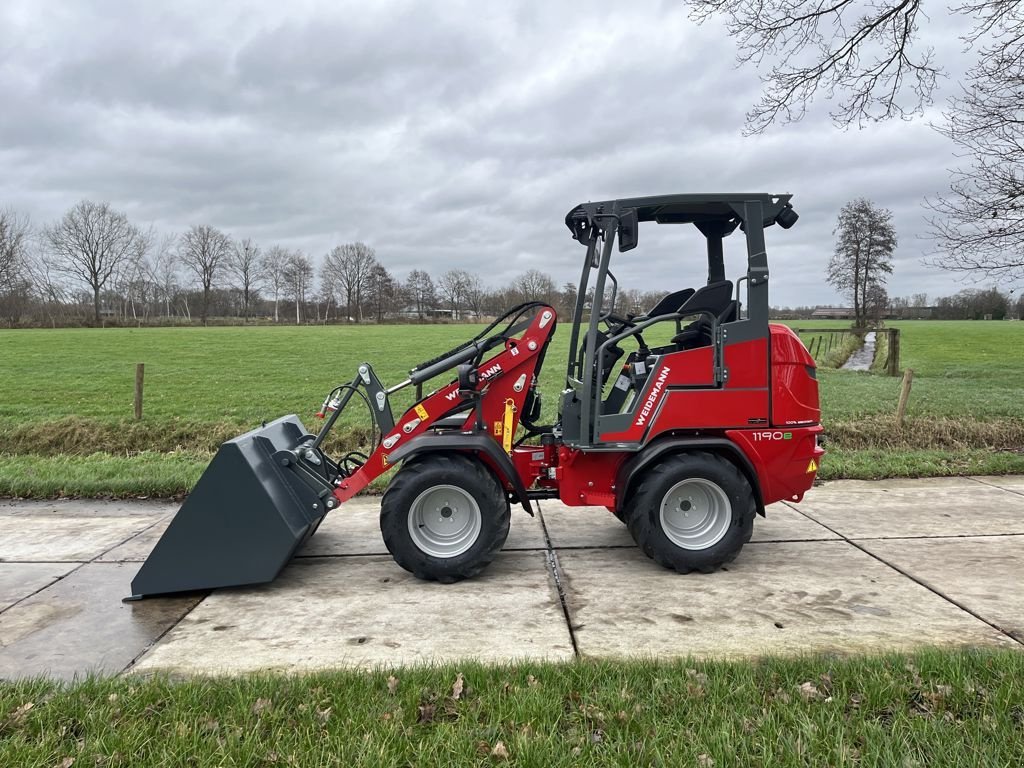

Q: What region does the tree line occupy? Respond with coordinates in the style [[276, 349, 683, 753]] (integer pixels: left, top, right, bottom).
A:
[[0, 199, 676, 328]]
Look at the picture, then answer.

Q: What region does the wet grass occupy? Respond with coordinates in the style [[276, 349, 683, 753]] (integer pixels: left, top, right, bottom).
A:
[[1, 321, 1023, 497], [2, 649, 1022, 767]]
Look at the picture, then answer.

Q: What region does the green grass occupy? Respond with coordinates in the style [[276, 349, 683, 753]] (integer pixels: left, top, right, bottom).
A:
[[2, 650, 1023, 767], [1, 321, 1023, 497]]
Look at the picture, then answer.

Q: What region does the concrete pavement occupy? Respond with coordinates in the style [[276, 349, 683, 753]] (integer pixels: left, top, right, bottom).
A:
[[1, 476, 1022, 680]]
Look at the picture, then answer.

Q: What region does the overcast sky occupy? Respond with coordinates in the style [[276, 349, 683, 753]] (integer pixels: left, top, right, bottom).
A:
[[0, 0, 989, 306]]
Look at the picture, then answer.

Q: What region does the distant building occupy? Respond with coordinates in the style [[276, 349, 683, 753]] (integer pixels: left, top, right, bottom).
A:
[[810, 306, 854, 320]]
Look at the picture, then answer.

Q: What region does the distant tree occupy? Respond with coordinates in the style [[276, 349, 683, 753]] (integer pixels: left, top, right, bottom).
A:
[[827, 199, 897, 328], [865, 284, 889, 326], [178, 225, 232, 324], [282, 251, 314, 324], [438, 268, 471, 320], [45, 200, 148, 324], [0, 209, 31, 324], [559, 281, 578, 318], [261, 246, 289, 322], [323, 243, 376, 322], [512, 269, 557, 305], [405, 269, 435, 319], [228, 238, 263, 320], [148, 233, 180, 318], [366, 263, 397, 322]]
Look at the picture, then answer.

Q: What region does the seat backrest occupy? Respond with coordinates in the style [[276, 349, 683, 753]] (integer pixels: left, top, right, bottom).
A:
[[643, 287, 695, 319], [677, 280, 733, 319]]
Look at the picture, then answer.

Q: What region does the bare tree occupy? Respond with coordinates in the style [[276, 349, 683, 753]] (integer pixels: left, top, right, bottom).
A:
[[512, 268, 557, 304], [0, 208, 32, 325], [404, 269, 436, 319], [261, 246, 289, 323], [366, 263, 397, 322], [690, 0, 1023, 278], [925, 15, 1024, 283], [228, 237, 263, 320], [148, 233, 180, 318], [323, 242, 377, 322], [827, 198, 897, 328], [45, 200, 148, 324], [438, 268, 471, 320], [178, 225, 232, 324], [282, 250, 314, 324]]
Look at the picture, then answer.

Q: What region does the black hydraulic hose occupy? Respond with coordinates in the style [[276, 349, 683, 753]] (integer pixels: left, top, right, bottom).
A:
[[410, 302, 549, 375], [310, 373, 362, 451]]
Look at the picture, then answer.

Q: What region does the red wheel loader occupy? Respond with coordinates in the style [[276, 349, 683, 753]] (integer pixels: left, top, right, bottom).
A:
[[129, 193, 824, 598]]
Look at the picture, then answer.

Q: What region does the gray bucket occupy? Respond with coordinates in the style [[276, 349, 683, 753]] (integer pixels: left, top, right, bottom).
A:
[[129, 415, 330, 599]]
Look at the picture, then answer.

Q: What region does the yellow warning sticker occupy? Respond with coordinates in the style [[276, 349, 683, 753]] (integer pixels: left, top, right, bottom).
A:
[[493, 421, 503, 436], [806, 458, 818, 473], [382, 454, 389, 466], [414, 403, 428, 421]]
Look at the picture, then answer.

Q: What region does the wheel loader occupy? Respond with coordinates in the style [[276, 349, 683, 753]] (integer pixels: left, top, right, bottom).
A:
[[130, 193, 824, 598]]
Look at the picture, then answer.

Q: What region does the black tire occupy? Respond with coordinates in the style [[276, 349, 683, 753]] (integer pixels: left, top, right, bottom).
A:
[[380, 453, 510, 583], [625, 451, 755, 574]]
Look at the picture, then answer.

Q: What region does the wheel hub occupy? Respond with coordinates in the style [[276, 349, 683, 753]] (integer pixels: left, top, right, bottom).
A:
[[659, 478, 732, 550], [408, 485, 482, 558]]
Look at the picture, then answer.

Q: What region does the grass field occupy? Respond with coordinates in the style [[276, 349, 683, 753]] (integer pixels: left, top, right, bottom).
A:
[[2, 650, 1022, 767], [1, 320, 1022, 496]]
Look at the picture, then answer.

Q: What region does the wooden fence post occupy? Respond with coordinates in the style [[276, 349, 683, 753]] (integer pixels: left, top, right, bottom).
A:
[[895, 368, 914, 425], [887, 328, 900, 376], [134, 363, 145, 420]]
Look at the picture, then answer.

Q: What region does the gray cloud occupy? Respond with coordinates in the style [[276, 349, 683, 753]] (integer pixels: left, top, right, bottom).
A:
[[0, 0, 983, 307]]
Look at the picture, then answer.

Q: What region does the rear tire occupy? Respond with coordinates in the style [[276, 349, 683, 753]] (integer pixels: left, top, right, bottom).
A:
[[625, 451, 755, 573], [381, 454, 510, 582]]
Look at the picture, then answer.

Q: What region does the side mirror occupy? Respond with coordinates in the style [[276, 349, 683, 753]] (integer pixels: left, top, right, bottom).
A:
[[618, 209, 638, 251]]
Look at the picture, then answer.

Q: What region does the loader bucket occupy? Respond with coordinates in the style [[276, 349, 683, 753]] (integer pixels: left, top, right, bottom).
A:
[[129, 415, 329, 599]]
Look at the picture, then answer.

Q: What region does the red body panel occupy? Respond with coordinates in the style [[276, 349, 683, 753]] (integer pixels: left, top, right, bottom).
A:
[[769, 323, 821, 427]]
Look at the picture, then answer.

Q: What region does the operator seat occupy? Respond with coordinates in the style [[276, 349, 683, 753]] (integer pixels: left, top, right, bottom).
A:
[[634, 287, 695, 321], [671, 280, 734, 350]]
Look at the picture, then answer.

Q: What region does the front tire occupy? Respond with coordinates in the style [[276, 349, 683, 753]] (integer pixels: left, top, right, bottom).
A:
[[380, 454, 510, 582], [625, 451, 755, 573]]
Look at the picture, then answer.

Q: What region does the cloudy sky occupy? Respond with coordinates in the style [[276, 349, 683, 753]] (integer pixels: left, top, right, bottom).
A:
[[0, 0, 984, 306]]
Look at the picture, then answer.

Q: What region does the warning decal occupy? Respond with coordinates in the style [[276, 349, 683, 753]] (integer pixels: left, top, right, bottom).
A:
[[806, 459, 818, 473]]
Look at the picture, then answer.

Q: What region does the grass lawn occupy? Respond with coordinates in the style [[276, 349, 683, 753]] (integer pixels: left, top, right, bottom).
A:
[[2, 650, 1022, 767], [1, 320, 1022, 497]]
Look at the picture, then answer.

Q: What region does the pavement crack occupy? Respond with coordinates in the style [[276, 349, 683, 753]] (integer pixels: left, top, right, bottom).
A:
[[782, 501, 1024, 648], [969, 477, 1024, 498], [535, 502, 580, 658]]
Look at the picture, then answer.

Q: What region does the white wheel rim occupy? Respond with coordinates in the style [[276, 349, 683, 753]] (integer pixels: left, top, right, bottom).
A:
[[659, 478, 732, 550], [407, 484, 482, 558]]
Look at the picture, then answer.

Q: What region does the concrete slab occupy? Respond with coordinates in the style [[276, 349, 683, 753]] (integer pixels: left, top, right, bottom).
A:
[[133, 552, 573, 675], [791, 484, 1024, 539], [971, 476, 1024, 494], [97, 519, 171, 562], [558, 542, 1015, 659], [0, 514, 165, 562], [858, 536, 1024, 642], [297, 497, 547, 558], [0, 563, 201, 681], [539, 501, 838, 550], [816, 477, 985, 492], [0, 563, 77, 611], [0, 499, 177, 517]]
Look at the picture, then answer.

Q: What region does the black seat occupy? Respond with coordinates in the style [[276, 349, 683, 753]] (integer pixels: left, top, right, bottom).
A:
[[671, 281, 734, 349], [637, 287, 695, 320]]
